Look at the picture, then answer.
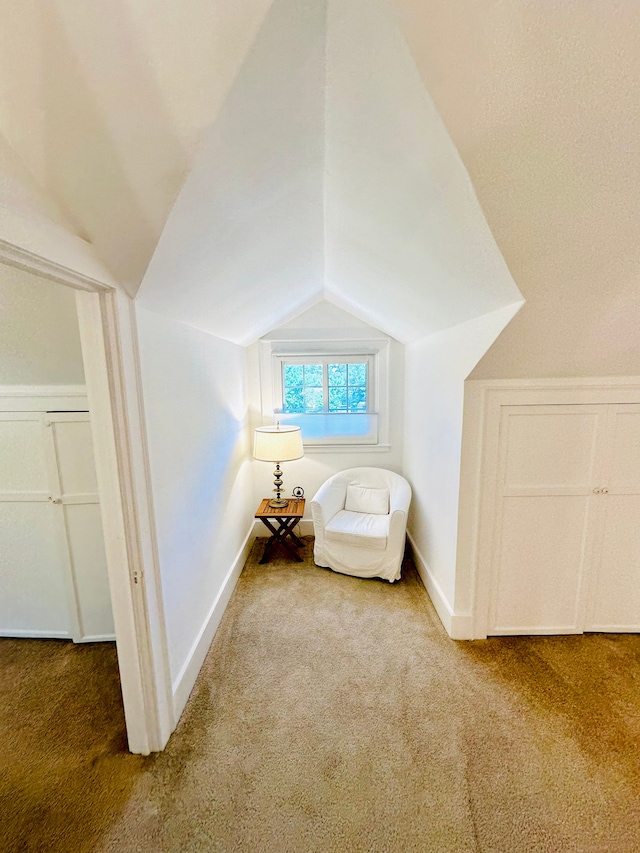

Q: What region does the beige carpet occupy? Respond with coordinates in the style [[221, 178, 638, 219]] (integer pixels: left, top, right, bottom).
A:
[[2, 537, 640, 852]]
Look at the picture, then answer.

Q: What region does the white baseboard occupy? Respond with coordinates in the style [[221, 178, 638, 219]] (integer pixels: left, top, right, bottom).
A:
[[172, 526, 255, 721], [406, 533, 474, 640], [0, 629, 71, 639], [76, 633, 116, 643], [253, 518, 314, 537]]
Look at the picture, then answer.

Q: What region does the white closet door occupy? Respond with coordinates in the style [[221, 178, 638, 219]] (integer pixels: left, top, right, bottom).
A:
[[46, 413, 115, 641], [0, 414, 71, 637], [488, 405, 605, 635], [587, 404, 640, 632]]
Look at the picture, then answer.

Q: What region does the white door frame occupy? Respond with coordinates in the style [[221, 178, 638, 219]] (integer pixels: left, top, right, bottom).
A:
[[0, 248, 173, 753]]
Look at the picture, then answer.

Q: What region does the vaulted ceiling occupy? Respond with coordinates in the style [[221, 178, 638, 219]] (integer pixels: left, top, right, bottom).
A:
[[0, 0, 636, 348]]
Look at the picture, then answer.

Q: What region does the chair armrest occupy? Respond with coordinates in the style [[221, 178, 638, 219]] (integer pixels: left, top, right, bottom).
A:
[[310, 479, 346, 526], [389, 479, 412, 515], [388, 508, 408, 547]]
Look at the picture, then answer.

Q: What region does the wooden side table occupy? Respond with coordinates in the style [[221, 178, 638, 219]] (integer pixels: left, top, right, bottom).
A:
[[255, 498, 305, 564]]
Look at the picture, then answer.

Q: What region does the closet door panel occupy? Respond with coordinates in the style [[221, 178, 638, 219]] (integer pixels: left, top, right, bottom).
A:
[[51, 417, 98, 494], [492, 496, 590, 633], [502, 409, 601, 492], [64, 504, 114, 639], [0, 415, 49, 494], [0, 503, 70, 635], [589, 497, 640, 630], [0, 414, 71, 637], [588, 405, 640, 631], [488, 406, 604, 635], [49, 415, 114, 641]]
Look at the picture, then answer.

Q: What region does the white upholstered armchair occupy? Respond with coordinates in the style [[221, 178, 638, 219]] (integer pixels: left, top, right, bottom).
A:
[[311, 467, 412, 583]]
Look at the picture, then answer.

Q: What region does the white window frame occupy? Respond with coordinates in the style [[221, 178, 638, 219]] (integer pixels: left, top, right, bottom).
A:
[[258, 338, 391, 450]]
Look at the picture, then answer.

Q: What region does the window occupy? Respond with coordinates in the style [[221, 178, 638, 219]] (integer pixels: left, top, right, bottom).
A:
[[258, 337, 391, 450], [281, 357, 371, 414]]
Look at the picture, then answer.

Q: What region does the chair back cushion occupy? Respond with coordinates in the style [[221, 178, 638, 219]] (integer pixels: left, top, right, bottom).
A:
[[345, 484, 390, 515]]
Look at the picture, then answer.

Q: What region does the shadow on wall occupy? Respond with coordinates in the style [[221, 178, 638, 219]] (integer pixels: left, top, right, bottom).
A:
[[42, 0, 188, 294], [136, 0, 326, 342]]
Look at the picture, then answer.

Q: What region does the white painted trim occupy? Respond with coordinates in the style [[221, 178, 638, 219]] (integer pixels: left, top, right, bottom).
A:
[[0, 386, 88, 413], [0, 385, 87, 397], [461, 376, 640, 639], [108, 293, 174, 748], [76, 290, 152, 752], [465, 375, 640, 391], [304, 443, 392, 454], [0, 220, 116, 293], [0, 630, 71, 639], [407, 533, 474, 640], [76, 633, 117, 643], [172, 526, 256, 720], [489, 627, 582, 636], [76, 290, 176, 753]]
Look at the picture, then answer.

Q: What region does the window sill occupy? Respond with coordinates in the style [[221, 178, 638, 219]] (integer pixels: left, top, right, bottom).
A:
[[302, 443, 392, 454]]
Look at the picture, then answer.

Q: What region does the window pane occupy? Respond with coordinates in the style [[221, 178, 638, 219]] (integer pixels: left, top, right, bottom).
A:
[[284, 388, 304, 413], [304, 387, 323, 412], [328, 387, 347, 412], [348, 386, 367, 412], [283, 364, 303, 388], [348, 363, 367, 385], [303, 364, 323, 387], [328, 363, 347, 386]]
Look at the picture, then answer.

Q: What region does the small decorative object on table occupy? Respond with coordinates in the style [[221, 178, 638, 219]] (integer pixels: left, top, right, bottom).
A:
[[292, 486, 305, 499], [255, 498, 305, 564]]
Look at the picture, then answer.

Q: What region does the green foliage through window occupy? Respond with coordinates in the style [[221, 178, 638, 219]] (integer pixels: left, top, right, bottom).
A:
[[282, 361, 368, 413]]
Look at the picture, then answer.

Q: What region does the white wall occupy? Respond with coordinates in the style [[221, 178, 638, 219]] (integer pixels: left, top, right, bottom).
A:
[[0, 266, 85, 385], [248, 301, 405, 521], [324, 0, 522, 343], [403, 303, 521, 635], [137, 0, 326, 342], [135, 306, 254, 718], [393, 0, 640, 381], [470, 271, 640, 379]]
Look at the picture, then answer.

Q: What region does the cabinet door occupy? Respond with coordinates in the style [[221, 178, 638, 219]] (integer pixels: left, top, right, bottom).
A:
[[0, 414, 71, 637], [586, 404, 640, 632], [46, 413, 115, 641], [487, 405, 605, 635]]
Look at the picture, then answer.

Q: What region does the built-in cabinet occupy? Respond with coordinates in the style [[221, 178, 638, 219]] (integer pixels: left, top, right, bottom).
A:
[[484, 402, 640, 636], [0, 408, 113, 641]]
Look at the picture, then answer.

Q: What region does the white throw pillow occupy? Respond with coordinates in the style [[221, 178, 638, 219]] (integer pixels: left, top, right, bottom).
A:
[[345, 484, 390, 515]]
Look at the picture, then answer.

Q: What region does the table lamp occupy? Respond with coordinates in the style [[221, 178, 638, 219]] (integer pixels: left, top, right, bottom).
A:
[[253, 423, 304, 507]]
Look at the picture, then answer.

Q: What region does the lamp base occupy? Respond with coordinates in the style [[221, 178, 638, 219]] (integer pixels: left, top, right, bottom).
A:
[[268, 498, 289, 508]]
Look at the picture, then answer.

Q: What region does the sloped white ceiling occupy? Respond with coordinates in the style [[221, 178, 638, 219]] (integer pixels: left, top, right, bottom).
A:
[[137, 0, 327, 344], [0, 0, 275, 295], [138, 0, 521, 344], [324, 0, 520, 342], [0, 0, 522, 341]]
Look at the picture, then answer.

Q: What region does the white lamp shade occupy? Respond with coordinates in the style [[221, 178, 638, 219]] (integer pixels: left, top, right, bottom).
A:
[[253, 425, 304, 462]]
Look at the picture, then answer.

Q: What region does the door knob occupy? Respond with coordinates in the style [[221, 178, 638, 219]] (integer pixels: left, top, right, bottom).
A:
[[52, 497, 62, 504], [602, 488, 609, 494], [593, 488, 601, 494]]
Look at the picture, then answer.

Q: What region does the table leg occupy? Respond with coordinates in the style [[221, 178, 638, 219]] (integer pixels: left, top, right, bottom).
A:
[[259, 517, 304, 563]]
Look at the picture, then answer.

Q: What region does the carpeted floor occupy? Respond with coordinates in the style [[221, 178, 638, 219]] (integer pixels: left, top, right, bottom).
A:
[[2, 537, 640, 852]]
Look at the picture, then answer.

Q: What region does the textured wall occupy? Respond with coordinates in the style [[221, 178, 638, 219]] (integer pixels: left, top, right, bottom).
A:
[[394, 0, 640, 377], [0, 266, 84, 385]]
